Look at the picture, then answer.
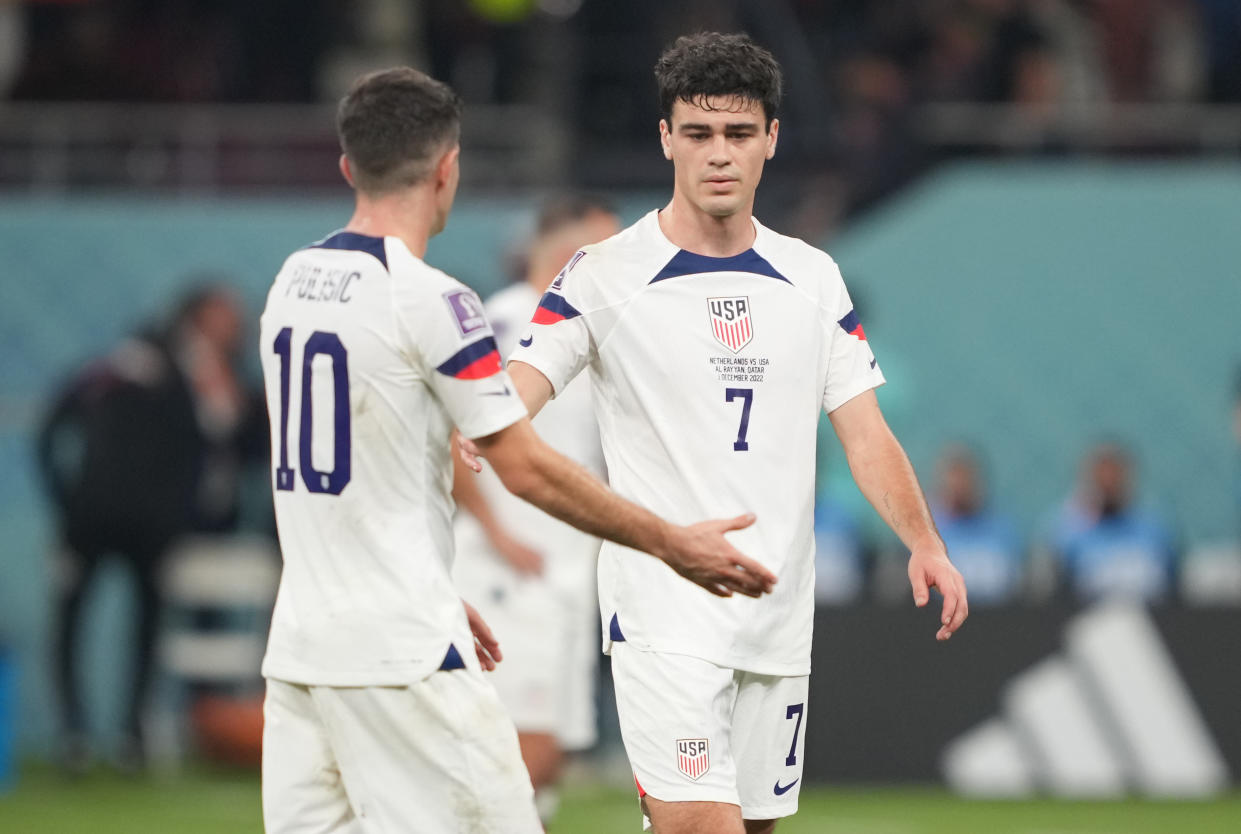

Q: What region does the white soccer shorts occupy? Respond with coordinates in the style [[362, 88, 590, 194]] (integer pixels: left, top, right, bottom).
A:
[[454, 545, 598, 749], [611, 642, 809, 822], [262, 670, 542, 834]]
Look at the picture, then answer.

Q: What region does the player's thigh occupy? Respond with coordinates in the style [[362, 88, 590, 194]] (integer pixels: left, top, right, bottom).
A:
[[611, 643, 740, 807], [313, 670, 542, 834], [731, 672, 810, 821], [262, 678, 361, 834]]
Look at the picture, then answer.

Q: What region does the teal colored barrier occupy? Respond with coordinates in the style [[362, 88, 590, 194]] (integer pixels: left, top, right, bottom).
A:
[[0, 647, 14, 791], [824, 161, 1241, 544]]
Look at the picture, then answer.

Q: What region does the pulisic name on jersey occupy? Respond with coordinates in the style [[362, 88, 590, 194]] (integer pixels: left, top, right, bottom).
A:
[[286, 263, 362, 304]]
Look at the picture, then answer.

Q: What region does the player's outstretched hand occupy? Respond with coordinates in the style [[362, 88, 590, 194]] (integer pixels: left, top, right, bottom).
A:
[[908, 546, 968, 641], [662, 514, 777, 599], [457, 432, 484, 473], [463, 600, 502, 670]]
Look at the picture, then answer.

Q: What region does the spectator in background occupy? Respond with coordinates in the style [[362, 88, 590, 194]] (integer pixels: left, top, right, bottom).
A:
[[36, 284, 263, 774], [930, 444, 1023, 605], [451, 194, 620, 825], [1044, 442, 1176, 602]]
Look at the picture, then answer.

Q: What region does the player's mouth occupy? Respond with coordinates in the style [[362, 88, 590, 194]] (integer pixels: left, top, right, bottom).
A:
[[704, 176, 738, 189]]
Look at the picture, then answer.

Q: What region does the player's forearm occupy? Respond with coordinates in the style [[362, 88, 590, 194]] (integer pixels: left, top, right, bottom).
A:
[[450, 435, 505, 538], [850, 432, 943, 554], [837, 415, 942, 556], [486, 423, 673, 560], [522, 446, 674, 558]]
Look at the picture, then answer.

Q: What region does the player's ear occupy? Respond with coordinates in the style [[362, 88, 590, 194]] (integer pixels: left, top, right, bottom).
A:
[[339, 155, 355, 187], [435, 144, 461, 189], [659, 119, 673, 161], [765, 118, 779, 160]]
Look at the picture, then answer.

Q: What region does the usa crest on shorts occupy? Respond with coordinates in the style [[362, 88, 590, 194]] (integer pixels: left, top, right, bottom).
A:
[[707, 296, 753, 353], [676, 738, 710, 780]]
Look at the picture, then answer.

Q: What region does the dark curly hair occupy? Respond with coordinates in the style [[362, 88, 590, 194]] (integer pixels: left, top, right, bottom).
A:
[[336, 67, 462, 195], [654, 32, 783, 128]]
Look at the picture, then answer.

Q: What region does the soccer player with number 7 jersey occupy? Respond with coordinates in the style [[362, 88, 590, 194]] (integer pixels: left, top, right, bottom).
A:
[[463, 32, 970, 834], [257, 67, 777, 833]]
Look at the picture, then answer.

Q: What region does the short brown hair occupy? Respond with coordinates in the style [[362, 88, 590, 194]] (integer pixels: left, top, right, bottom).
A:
[[336, 67, 462, 195], [655, 32, 783, 129]]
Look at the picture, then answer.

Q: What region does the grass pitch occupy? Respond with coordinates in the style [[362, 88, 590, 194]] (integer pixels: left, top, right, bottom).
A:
[[0, 765, 1237, 833]]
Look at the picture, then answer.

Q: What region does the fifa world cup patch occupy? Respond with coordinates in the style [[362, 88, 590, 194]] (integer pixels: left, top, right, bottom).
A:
[[676, 738, 710, 780], [707, 296, 753, 353], [443, 289, 488, 337], [550, 250, 586, 290]]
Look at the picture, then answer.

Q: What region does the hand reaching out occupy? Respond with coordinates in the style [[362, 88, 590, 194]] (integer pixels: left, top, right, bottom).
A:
[[661, 513, 777, 599], [463, 601, 502, 671]]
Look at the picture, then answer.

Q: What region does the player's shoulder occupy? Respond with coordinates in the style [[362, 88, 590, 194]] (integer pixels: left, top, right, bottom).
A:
[[554, 211, 675, 304], [752, 219, 844, 289]]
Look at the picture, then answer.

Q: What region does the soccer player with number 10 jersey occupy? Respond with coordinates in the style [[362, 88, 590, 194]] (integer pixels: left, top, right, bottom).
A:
[[257, 66, 777, 833]]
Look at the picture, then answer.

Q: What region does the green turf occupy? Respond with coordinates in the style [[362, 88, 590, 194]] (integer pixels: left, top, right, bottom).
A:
[[1, 766, 1238, 832]]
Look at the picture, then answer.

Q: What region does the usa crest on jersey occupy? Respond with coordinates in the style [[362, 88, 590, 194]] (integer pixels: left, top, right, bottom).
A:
[[707, 296, 753, 353], [676, 738, 710, 780]]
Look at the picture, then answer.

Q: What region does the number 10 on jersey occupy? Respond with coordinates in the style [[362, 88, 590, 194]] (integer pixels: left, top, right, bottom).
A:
[[272, 327, 352, 495]]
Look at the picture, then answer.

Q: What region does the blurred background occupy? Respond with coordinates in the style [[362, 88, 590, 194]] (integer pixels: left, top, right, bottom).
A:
[[1, 0, 1240, 831]]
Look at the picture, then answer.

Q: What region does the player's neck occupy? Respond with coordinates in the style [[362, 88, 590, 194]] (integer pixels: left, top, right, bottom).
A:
[[344, 190, 437, 259], [658, 194, 756, 258]]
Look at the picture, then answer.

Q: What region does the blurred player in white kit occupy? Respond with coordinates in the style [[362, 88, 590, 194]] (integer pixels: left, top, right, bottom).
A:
[[451, 194, 620, 822], [257, 67, 777, 834], [461, 33, 969, 834]]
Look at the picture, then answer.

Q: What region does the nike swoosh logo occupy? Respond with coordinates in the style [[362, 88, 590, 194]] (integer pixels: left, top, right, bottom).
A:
[[773, 778, 799, 796], [518, 335, 533, 347], [869, 356, 878, 369], [481, 385, 511, 397]]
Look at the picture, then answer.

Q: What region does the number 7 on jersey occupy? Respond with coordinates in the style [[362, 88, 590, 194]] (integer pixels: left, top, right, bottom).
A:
[[725, 387, 753, 451]]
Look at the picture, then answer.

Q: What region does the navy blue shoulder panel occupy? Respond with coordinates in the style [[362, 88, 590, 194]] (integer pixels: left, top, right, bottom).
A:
[[311, 231, 389, 271], [650, 248, 789, 284]]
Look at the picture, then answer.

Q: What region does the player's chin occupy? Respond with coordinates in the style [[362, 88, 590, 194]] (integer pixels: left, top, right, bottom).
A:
[[698, 194, 746, 218]]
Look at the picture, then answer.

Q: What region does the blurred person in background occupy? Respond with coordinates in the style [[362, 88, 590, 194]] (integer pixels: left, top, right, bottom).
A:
[[1043, 442, 1176, 602], [35, 284, 262, 774], [811, 496, 866, 605], [451, 192, 620, 826], [930, 444, 1023, 605]]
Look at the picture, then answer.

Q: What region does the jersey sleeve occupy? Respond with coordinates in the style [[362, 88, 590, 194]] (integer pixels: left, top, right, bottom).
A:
[[822, 266, 886, 414], [507, 251, 596, 397], [397, 280, 528, 439]]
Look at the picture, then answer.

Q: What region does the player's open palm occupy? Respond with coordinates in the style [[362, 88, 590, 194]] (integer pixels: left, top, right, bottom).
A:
[[908, 548, 968, 641], [663, 513, 777, 599]]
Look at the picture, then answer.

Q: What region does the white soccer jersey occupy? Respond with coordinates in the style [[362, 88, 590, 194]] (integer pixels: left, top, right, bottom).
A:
[[259, 231, 527, 686], [510, 211, 884, 675], [454, 281, 605, 585]]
